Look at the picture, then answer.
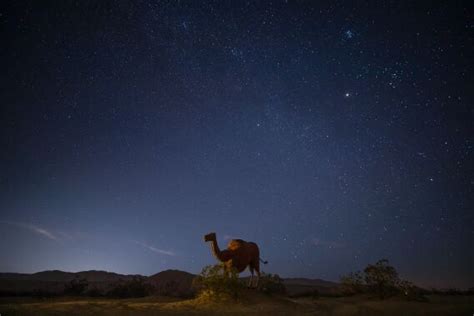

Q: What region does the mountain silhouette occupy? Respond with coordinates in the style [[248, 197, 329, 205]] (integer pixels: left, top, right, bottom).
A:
[[0, 269, 340, 297]]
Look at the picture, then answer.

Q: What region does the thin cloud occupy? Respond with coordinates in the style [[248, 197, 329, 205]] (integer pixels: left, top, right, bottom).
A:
[[56, 230, 92, 240], [0, 221, 58, 241], [134, 240, 176, 256]]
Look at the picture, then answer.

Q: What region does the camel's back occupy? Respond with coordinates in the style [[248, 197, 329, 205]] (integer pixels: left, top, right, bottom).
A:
[[227, 239, 245, 250], [228, 239, 259, 258], [246, 242, 260, 256]]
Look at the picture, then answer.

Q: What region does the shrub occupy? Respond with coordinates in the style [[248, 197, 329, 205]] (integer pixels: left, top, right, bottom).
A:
[[444, 288, 463, 295], [340, 259, 426, 300], [106, 277, 152, 298], [86, 286, 103, 297], [257, 273, 286, 295], [340, 271, 365, 294], [364, 259, 400, 298], [159, 280, 179, 296], [64, 277, 88, 296], [192, 264, 244, 300], [398, 280, 427, 301]]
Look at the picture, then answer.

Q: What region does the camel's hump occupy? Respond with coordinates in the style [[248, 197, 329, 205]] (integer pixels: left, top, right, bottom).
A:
[[227, 239, 246, 250]]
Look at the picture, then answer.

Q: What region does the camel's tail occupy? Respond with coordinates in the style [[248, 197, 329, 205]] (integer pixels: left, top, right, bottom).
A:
[[260, 258, 268, 264]]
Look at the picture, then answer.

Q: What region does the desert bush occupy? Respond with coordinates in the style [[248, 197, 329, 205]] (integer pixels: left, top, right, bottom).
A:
[[340, 271, 365, 294], [106, 277, 152, 298], [159, 280, 179, 296], [64, 277, 88, 296], [340, 259, 426, 300], [257, 273, 286, 295], [85, 286, 103, 297], [444, 288, 463, 295], [364, 259, 400, 298], [192, 264, 244, 300], [154, 280, 193, 298], [398, 280, 427, 301]]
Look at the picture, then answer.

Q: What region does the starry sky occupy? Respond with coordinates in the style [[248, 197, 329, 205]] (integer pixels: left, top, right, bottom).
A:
[[0, 1, 472, 289]]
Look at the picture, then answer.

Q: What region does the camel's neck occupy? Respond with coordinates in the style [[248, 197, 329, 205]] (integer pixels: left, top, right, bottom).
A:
[[209, 239, 225, 262]]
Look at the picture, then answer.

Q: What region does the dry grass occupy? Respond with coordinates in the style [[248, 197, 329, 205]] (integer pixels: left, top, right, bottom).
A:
[[0, 293, 472, 315]]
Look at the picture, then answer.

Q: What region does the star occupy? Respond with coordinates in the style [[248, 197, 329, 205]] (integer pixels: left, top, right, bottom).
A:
[[344, 30, 354, 39]]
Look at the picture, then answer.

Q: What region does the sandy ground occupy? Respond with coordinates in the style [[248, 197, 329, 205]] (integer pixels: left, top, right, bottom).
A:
[[1, 293, 473, 315]]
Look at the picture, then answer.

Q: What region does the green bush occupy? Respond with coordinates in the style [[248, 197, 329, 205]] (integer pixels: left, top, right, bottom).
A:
[[192, 264, 245, 300]]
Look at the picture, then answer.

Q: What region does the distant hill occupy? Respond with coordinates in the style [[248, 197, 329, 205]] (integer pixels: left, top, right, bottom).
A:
[[0, 269, 340, 297], [0, 270, 139, 283], [0, 270, 143, 296]]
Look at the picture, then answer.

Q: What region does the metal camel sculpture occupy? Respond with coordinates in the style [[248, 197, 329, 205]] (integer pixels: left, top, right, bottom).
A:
[[204, 232, 267, 288]]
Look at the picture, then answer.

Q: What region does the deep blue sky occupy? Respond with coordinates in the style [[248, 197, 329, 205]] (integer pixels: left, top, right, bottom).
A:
[[0, 1, 472, 289]]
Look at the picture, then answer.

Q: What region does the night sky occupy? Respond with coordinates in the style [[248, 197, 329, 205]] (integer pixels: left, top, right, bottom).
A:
[[1, 1, 472, 289]]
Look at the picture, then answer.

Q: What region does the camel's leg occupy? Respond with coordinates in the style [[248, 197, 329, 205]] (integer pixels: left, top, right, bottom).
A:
[[254, 270, 261, 288], [254, 262, 261, 288], [248, 266, 254, 288], [224, 260, 232, 279]]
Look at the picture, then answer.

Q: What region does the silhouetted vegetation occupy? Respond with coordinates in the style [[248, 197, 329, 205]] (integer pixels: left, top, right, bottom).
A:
[[152, 279, 193, 298], [257, 273, 286, 295], [85, 285, 103, 297], [159, 280, 179, 296], [340, 259, 426, 300], [64, 277, 88, 296], [192, 264, 245, 300], [364, 259, 400, 298], [340, 271, 365, 294], [106, 277, 152, 298], [444, 288, 466, 295]]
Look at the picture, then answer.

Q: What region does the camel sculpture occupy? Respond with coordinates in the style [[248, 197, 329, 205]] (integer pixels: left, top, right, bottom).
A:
[[204, 232, 267, 288]]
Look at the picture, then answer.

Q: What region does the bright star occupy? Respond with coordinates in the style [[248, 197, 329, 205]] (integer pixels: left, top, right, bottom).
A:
[[345, 30, 354, 39]]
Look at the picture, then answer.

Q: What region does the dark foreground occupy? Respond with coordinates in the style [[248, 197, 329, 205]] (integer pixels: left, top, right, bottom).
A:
[[1, 293, 473, 315]]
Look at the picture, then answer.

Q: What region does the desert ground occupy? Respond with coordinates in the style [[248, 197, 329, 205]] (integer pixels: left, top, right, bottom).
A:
[[1, 292, 473, 316]]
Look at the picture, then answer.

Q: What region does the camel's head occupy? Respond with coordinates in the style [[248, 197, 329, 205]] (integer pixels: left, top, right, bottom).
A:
[[204, 232, 216, 242]]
